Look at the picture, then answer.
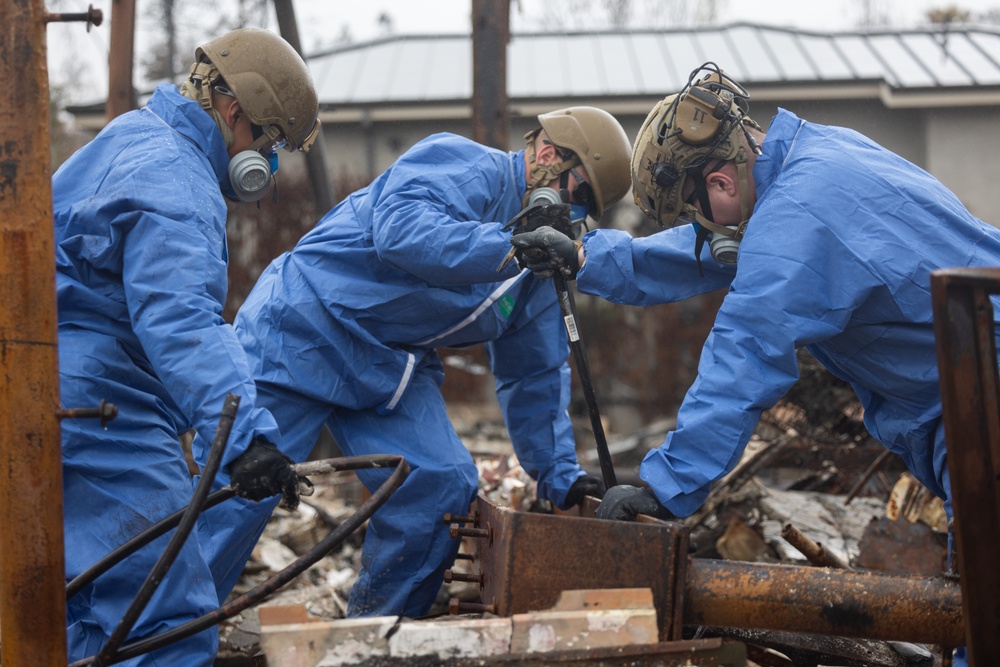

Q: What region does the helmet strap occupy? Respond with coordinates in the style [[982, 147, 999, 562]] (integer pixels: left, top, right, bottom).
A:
[[187, 61, 235, 149], [735, 146, 753, 222], [693, 225, 709, 278], [189, 61, 219, 110]]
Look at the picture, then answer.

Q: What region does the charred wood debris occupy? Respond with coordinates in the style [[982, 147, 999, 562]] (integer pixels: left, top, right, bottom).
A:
[[216, 350, 949, 666]]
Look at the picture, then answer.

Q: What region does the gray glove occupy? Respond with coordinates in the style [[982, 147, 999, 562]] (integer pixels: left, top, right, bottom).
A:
[[510, 226, 582, 280], [595, 484, 673, 522], [229, 437, 305, 509]]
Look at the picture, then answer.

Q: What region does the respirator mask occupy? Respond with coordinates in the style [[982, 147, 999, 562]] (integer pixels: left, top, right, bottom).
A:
[[525, 187, 588, 239], [682, 219, 745, 266], [228, 119, 287, 202], [524, 162, 595, 239], [227, 152, 273, 202]]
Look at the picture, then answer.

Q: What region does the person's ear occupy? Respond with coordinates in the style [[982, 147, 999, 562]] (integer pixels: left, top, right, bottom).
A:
[[706, 170, 737, 197], [535, 138, 560, 166], [220, 98, 242, 130]]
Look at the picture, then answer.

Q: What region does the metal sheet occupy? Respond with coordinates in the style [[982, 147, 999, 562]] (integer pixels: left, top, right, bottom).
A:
[[310, 25, 1000, 108], [855, 516, 948, 576], [466, 495, 688, 641]]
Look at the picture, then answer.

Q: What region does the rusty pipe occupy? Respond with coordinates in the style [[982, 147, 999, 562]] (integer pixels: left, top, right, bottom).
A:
[[780, 523, 851, 570], [685, 558, 964, 646], [93, 395, 239, 666]]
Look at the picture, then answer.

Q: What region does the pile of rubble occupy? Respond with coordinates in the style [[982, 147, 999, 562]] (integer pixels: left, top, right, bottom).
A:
[[216, 351, 950, 666]]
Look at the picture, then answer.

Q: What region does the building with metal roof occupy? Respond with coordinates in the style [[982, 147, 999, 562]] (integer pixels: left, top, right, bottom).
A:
[[65, 22, 1000, 225], [311, 23, 1000, 108], [299, 23, 1000, 226]]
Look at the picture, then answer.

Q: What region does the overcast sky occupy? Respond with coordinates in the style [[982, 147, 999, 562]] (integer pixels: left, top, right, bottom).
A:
[[45, 0, 1000, 106]]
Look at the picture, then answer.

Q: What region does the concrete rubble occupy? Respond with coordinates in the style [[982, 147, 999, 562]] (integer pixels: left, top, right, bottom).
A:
[[256, 589, 659, 666]]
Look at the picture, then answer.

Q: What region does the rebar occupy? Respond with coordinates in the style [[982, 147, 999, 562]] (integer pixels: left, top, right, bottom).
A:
[[69, 453, 409, 667], [91, 394, 238, 666]]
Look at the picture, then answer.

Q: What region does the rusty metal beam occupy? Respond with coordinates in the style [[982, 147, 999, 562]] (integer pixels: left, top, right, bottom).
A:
[[931, 266, 1000, 665], [0, 0, 67, 664], [684, 558, 964, 647]]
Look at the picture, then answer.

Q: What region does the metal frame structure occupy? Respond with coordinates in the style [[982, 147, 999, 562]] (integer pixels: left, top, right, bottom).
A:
[[932, 267, 1000, 665]]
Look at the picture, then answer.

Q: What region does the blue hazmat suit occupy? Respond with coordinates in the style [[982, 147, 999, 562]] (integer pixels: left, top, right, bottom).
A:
[[577, 110, 1000, 516], [230, 132, 587, 618], [580, 109, 999, 666], [55, 83, 282, 666], [579, 108, 1000, 516]]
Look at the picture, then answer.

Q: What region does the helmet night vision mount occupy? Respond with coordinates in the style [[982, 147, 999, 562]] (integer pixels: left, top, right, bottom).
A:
[[631, 62, 762, 268]]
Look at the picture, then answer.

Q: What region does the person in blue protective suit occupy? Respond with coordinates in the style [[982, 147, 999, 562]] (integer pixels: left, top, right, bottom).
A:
[[511, 63, 997, 666], [55, 28, 321, 666], [230, 106, 633, 619]]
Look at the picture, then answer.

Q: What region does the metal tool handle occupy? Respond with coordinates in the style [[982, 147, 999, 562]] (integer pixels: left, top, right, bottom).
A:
[[553, 273, 617, 489]]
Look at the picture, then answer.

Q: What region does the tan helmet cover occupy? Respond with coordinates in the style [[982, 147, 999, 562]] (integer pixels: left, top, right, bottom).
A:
[[195, 27, 321, 153], [537, 106, 632, 222], [631, 67, 758, 228]]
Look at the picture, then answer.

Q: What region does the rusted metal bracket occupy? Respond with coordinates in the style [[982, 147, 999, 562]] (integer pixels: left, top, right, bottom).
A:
[[452, 495, 690, 642]]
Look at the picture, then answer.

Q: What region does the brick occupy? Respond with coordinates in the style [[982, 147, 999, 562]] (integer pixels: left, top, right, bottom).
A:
[[388, 617, 512, 659], [510, 608, 658, 653], [550, 587, 654, 611], [259, 615, 397, 667], [258, 604, 323, 626]]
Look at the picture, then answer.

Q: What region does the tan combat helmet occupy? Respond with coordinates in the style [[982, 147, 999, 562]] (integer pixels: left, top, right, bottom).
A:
[[191, 27, 321, 153], [631, 62, 761, 231], [528, 106, 632, 222]]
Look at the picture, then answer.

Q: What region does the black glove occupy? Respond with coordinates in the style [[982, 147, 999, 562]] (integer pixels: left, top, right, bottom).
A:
[[595, 484, 673, 522], [507, 203, 577, 238], [564, 475, 607, 507], [510, 226, 582, 280], [229, 437, 303, 510]]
